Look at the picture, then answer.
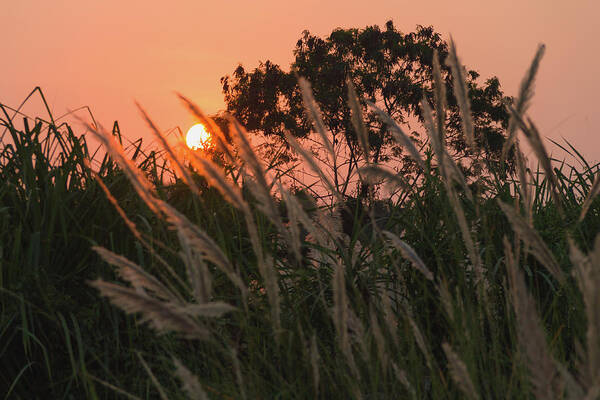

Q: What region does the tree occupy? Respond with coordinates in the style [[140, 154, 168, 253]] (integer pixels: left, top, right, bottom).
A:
[[221, 21, 512, 196]]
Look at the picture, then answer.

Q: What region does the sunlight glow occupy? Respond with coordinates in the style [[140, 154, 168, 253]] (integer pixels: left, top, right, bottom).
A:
[[185, 123, 211, 150]]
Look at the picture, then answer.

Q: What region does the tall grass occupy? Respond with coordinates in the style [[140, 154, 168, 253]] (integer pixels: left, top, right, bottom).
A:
[[2, 42, 600, 399], [84, 44, 600, 399], [0, 93, 216, 398]]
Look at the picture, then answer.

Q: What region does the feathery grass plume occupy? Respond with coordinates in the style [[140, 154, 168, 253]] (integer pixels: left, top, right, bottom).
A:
[[432, 50, 448, 149], [172, 357, 209, 400], [323, 204, 345, 245], [438, 279, 455, 323], [81, 119, 160, 214], [554, 363, 586, 400], [498, 200, 564, 283], [94, 277, 196, 344], [298, 77, 334, 158], [310, 333, 320, 398], [176, 220, 248, 299], [422, 96, 483, 281], [136, 102, 201, 195], [244, 177, 285, 234], [332, 258, 359, 379], [392, 363, 416, 399], [262, 255, 281, 333], [206, 155, 276, 325], [369, 304, 388, 369], [446, 38, 475, 149], [421, 97, 442, 160], [179, 230, 212, 303], [367, 100, 426, 171], [279, 187, 322, 243], [421, 95, 485, 291], [231, 348, 247, 400], [278, 182, 303, 263], [358, 164, 411, 193], [420, 97, 473, 201], [428, 60, 475, 202], [177, 92, 237, 164], [228, 117, 270, 191], [443, 155, 474, 202], [184, 148, 247, 211], [383, 231, 433, 281], [87, 159, 191, 294], [228, 118, 288, 241], [347, 307, 369, 364], [502, 44, 546, 161], [442, 343, 480, 400], [225, 181, 265, 294], [158, 201, 246, 295], [569, 236, 600, 393], [405, 310, 433, 372], [304, 226, 333, 261], [137, 353, 170, 400], [161, 202, 228, 271], [283, 130, 341, 204], [421, 94, 470, 198], [89, 279, 210, 340], [584, 385, 600, 400], [515, 146, 533, 224], [92, 246, 178, 303], [240, 206, 266, 289], [87, 162, 142, 241], [449, 189, 482, 275], [179, 302, 237, 318], [380, 286, 400, 349], [509, 107, 563, 214], [503, 237, 562, 400], [347, 78, 369, 163], [579, 172, 600, 222], [349, 239, 363, 271]]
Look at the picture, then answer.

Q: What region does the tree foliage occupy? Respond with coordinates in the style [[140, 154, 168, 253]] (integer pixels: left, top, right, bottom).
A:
[[221, 21, 512, 184]]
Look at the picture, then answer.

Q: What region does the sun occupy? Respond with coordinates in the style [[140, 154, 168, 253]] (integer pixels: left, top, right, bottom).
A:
[[186, 123, 211, 150]]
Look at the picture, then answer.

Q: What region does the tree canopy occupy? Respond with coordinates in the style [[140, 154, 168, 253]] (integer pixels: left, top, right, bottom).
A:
[[221, 21, 512, 184]]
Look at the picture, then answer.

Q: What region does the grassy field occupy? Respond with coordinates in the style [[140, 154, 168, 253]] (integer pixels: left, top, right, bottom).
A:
[[1, 46, 600, 399]]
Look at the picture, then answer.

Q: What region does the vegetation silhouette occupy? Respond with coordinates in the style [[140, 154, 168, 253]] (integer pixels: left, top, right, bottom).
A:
[[221, 21, 513, 193], [3, 28, 600, 400]]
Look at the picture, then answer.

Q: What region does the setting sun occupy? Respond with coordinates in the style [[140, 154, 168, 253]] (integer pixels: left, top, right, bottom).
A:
[[185, 123, 211, 150]]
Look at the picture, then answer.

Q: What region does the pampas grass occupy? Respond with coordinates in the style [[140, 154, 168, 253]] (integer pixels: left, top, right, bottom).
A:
[[382, 231, 433, 281], [367, 100, 426, 171], [346, 78, 370, 164], [442, 342, 479, 400], [498, 200, 565, 283], [446, 38, 475, 150], [14, 38, 592, 399], [569, 236, 600, 395], [88, 279, 210, 340], [504, 237, 562, 399], [502, 44, 546, 161], [172, 357, 208, 400], [579, 172, 600, 222]]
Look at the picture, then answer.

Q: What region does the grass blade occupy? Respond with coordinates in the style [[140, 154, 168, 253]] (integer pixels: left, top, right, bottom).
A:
[[442, 343, 480, 400], [446, 38, 474, 149], [502, 44, 546, 161], [579, 172, 600, 222], [498, 200, 564, 283]]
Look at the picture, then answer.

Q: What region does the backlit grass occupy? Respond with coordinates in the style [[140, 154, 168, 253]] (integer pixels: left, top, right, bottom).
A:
[[1, 45, 600, 399]]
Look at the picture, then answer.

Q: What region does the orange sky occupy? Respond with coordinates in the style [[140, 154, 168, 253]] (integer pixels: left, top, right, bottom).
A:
[[2, 0, 598, 162]]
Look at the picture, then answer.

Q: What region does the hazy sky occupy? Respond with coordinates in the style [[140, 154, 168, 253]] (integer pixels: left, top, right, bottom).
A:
[[2, 0, 598, 161]]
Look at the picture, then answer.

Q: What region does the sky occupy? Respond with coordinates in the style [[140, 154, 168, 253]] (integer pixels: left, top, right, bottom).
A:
[[2, 0, 598, 162]]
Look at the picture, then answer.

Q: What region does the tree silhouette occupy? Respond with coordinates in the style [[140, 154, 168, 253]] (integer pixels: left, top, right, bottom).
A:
[[221, 21, 512, 194]]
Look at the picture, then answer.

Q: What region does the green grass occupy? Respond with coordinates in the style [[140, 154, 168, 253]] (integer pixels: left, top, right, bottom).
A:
[[1, 46, 600, 400]]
